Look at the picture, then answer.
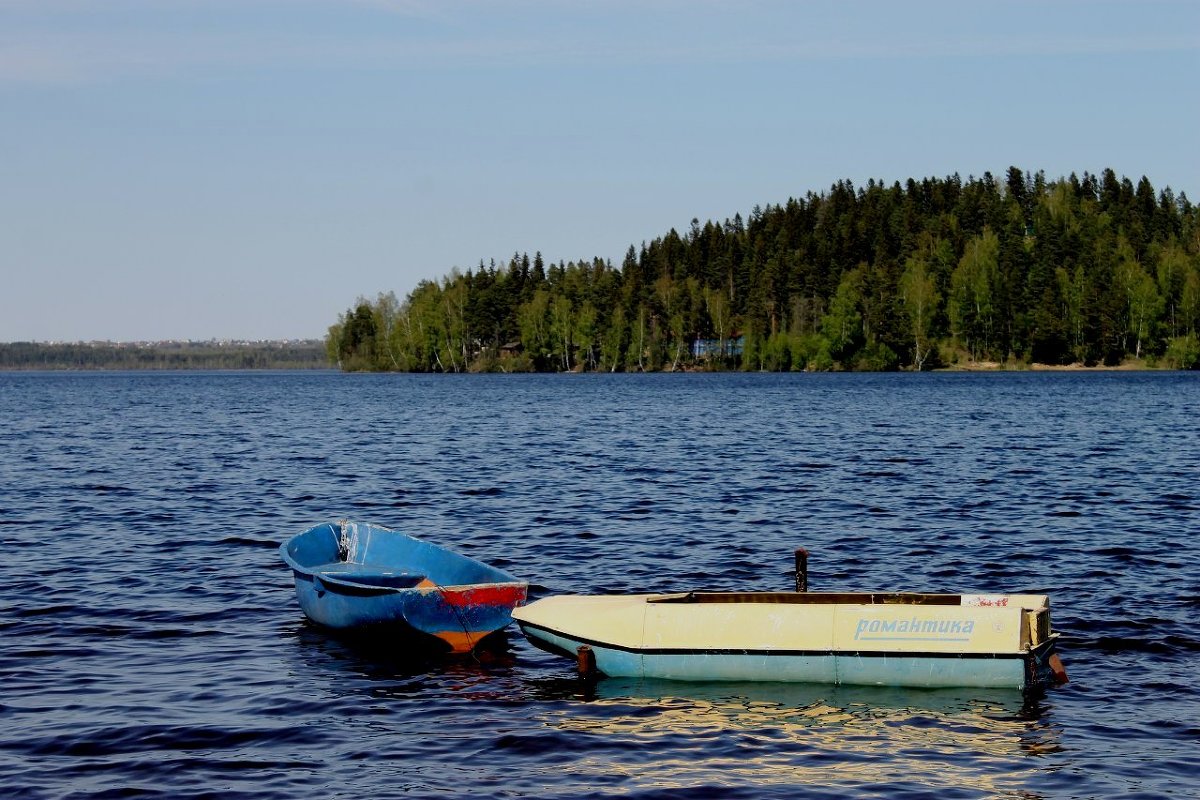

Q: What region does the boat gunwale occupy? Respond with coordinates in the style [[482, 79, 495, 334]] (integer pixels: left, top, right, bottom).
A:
[[645, 591, 1044, 606], [305, 570, 527, 597], [279, 521, 526, 590]]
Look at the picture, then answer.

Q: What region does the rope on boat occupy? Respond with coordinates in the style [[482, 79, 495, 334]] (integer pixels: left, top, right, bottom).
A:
[[429, 576, 479, 660], [337, 519, 352, 561]]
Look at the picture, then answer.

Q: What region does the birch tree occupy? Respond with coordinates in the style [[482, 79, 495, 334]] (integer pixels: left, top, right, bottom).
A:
[[899, 255, 939, 370]]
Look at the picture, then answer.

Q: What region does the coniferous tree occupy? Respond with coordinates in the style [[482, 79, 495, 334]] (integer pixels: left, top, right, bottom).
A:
[[327, 169, 1198, 372]]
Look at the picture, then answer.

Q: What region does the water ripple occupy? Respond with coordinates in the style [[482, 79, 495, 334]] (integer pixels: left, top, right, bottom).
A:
[[0, 370, 1197, 799]]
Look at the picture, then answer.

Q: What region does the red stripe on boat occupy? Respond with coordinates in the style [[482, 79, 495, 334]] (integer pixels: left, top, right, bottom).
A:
[[440, 585, 527, 607]]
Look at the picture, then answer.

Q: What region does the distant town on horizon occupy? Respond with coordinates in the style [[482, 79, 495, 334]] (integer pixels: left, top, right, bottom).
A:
[[0, 339, 329, 370]]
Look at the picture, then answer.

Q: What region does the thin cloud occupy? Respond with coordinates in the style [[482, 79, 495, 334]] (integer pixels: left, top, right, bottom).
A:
[[0, 2, 1195, 87], [740, 33, 1200, 62]]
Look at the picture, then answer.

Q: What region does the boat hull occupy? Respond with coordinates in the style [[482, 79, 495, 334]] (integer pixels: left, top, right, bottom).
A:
[[514, 592, 1062, 690], [281, 521, 527, 653]]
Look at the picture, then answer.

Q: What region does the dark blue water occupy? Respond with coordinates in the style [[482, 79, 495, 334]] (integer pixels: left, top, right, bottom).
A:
[[1, 371, 1197, 799]]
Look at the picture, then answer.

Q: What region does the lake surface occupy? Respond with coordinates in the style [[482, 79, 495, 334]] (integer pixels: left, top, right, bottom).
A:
[[1, 371, 1197, 799]]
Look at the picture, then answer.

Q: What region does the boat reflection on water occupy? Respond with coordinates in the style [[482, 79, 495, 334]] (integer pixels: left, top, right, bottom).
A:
[[525, 677, 1064, 796], [286, 621, 1065, 796], [288, 621, 522, 698]]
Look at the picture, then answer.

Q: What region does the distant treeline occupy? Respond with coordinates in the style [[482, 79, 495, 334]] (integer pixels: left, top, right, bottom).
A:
[[0, 341, 329, 370], [329, 167, 1200, 372]]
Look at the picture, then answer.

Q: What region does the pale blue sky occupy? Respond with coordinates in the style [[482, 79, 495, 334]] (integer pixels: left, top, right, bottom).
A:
[[2, 0, 1197, 342]]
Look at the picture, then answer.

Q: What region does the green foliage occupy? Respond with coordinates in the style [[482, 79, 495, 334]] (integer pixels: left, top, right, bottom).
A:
[[1165, 334, 1200, 369], [950, 229, 1001, 361], [328, 169, 1199, 372], [337, 302, 378, 370], [855, 341, 900, 372], [821, 267, 865, 366]]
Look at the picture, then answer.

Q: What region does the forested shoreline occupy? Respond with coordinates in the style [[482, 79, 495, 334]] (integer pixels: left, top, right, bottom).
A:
[[0, 341, 328, 370], [331, 167, 1200, 372]]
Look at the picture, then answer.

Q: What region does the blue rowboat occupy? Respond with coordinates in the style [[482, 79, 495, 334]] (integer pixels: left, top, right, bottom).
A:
[[513, 591, 1067, 691], [280, 520, 528, 653]]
